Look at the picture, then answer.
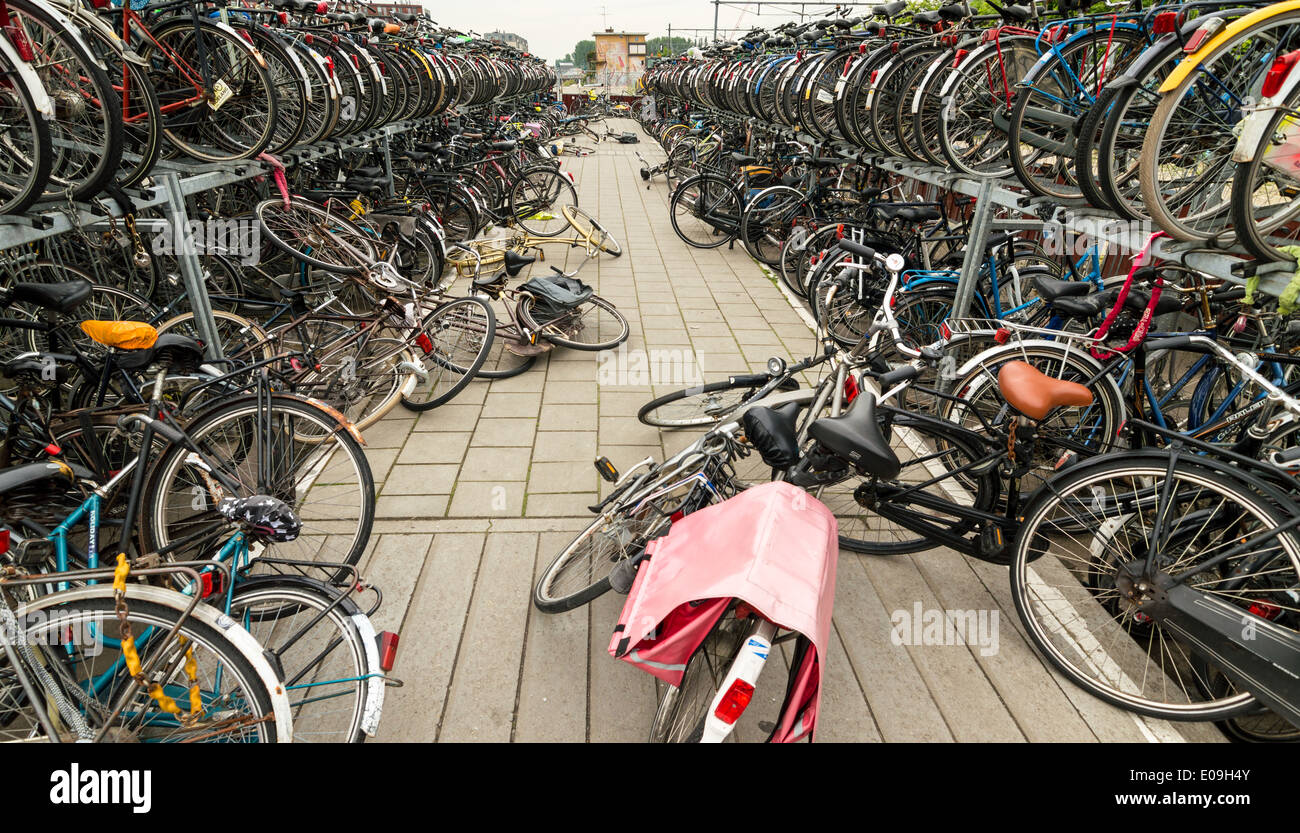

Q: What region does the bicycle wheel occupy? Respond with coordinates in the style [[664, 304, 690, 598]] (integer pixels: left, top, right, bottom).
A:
[[5, 592, 281, 742], [669, 173, 741, 248], [638, 376, 798, 428], [0, 44, 52, 214], [300, 333, 415, 432], [739, 185, 805, 266], [400, 296, 495, 411], [533, 507, 674, 613], [1139, 13, 1299, 241], [508, 165, 578, 237], [256, 198, 379, 276], [142, 395, 375, 571], [1230, 81, 1300, 261], [649, 607, 766, 743], [517, 293, 629, 351], [830, 406, 998, 555], [143, 18, 278, 162], [941, 341, 1125, 485], [562, 205, 622, 255], [9, 0, 122, 201], [228, 576, 375, 743], [1007, 27, 1146, 200], [1011, 452, 1300, 719]]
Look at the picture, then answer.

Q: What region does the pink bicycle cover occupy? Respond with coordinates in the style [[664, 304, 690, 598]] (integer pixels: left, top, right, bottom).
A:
[[608, 481, 838, 742]]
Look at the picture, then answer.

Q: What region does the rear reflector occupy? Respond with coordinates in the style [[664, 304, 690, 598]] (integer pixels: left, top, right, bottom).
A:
[[379, 631, 399, 671], [714, 679, 756, 725], [1261, 49, 1300, 98]]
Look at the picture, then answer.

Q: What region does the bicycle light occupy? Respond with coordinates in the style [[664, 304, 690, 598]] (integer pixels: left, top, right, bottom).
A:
[[767, 356, 787, 376], [594, 456, 619, 483]]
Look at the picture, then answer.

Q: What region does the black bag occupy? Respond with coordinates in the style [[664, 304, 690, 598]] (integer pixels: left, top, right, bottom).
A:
[[614, 131, 639, 144], [521, 274, 594, 321]]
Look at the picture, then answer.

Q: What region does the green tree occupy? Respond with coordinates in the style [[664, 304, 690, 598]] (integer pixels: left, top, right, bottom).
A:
[[561, 39, 596, 68], [645, 36, 693, 57]]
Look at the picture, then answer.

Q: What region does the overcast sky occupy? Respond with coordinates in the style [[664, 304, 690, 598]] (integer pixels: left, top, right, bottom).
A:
[[422, 0, 836, 62]]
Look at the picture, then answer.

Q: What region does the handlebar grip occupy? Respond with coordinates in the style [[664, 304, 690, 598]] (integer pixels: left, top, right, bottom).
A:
[[875, 365, 919, 389], [835, 238, 877, 261]]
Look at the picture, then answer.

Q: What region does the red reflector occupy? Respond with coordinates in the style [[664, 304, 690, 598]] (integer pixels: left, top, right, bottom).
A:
[[938, 321, 952, 340], [952, 48, 968, 68], [7, 29, 34, 63], [0, 528, 9, 557], [44, 443, 61, 455], [670, 510, 685, 522], [843, 373, 860, 403], [1152, 11, 1180, 35], [278, 11, 288, 23], [304, 33, 314, 44], [994, 327, 1011, 344], [835, 223, 845, 240], [90, 0, 109, 7], [415, 333, 434, 355], [379, 631, 399, 671], [1183, 23, 1217, 53], [1249, 602, 1281, 620], [714, 679, 755, 724], [199, 571, 224, 599], [1261, 50, 1300, 98]]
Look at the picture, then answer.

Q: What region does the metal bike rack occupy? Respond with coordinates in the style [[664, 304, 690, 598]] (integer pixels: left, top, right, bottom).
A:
[[0, 118, 428, 357], [678, 102, 1300, 303]]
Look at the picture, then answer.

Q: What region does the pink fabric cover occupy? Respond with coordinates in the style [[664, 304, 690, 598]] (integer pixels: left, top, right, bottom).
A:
[[608, 482, 838, 741]]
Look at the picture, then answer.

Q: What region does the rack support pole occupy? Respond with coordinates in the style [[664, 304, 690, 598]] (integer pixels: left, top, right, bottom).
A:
[[951, 177, 994, 321], [159, 171, 224, 361]]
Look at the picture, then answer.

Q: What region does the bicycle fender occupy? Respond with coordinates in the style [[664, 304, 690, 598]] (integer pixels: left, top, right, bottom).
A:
[[210, 19, 268, 70], [22, 0, 109, 71], [0, 34, 52, 118], [1159, 1, 1300, 93], [22, 584, 295, 743]]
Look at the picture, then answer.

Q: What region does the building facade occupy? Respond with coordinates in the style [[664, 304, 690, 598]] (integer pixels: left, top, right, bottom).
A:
[[366, 2, 423, 16], [593, 30, 645, 95], [485, 31, 529, 52]]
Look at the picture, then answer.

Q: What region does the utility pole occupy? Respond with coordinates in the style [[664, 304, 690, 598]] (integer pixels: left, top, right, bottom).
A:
[[712, 0, 719, 41], [667, 23, 671, 56]]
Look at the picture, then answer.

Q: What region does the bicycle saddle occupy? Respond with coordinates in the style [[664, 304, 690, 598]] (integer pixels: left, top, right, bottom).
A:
[[352, 165, 385, 178], [874, 1, 908, 18], [938, 3, 969, 21], [489, 140, 518, 151], [807, 156, 843, 168], [0, 461, 92, 499], [398, 150, 431, 162], [1001, 4, 1033, 21], [731, 151, 759, 164], [504, 249, 536, 277], [5, 280, 92, 315], [344, 176, 388, 193], [1031, 273, 1095, 303], [983, 230, 1016, 252], [808, 391, 901, 479], [913, 10, 941, 25], [742, 401, 802, 468], [2, 354, 71, 385], [217, 495, 302, 542], [997, 361, 1093, 421], [113, 333, 206, 372]]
